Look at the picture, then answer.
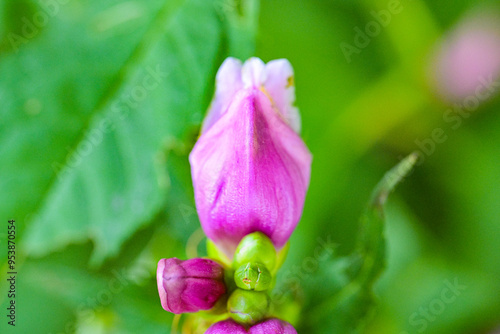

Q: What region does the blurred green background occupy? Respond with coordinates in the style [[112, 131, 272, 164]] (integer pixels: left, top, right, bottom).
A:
[[1, 0, 499, 333]]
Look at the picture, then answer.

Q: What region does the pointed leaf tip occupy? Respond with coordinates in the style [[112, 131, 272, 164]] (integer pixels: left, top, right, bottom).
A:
[[370, 152, 419, 209]]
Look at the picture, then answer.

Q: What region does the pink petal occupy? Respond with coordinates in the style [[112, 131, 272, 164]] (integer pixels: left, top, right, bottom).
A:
[[156, 258, 226, 314], [206, 318, 297, 334], [250, 319, 297, 334], [264, 59, 301, 132], [242, 57, 267, 88], [431, 11, 500, 101], [202, 58, 243, 133], [206, 319, 247, 334], [189, 87, 312, 257]]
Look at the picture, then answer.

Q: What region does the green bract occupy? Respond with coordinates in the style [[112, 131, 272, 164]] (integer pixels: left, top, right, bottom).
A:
[[233, 232, 277, 271], [207, 239, 233, 267], [234, 262, 272, 291], [227, 289, 270, 324]]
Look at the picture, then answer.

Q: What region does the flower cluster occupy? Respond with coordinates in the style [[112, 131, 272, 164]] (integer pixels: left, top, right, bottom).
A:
[[157, 57, 312, 333]]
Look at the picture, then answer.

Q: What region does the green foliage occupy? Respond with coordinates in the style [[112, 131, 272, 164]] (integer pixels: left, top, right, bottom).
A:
[[2, 0, 500, 333], [0, 0, 258, 333], [290, 154, 418, 333], [0, 0, 257, 264]]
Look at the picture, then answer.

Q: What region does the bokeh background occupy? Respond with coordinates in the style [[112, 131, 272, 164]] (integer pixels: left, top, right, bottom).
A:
[[1, 0, 499, 333]]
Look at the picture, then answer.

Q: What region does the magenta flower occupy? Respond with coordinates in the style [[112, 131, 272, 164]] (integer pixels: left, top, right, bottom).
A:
[[205, 319, 247, 334], [206, 318, 297, 334], [189, 58, 312, 257], [430, 9, 500, 101], [249, 318, 297, 334], [156, 258, 226, 314]]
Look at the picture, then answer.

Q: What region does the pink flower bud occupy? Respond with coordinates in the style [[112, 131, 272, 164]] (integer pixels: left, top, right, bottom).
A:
[[206, 318, 297, 334], [205, 319, 247, 334], [189, 58, 312, 257], [249, 318, 297, 334], [156, 258, 226, 314], [430, 9, 500, 102]]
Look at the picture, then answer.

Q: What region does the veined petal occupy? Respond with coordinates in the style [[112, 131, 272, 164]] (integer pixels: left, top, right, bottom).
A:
[[204, 57, 301, 133], [206, 319, 247, 334], [264, 59, 301, 133], [242, 57, 267, 88], [189, 87, 312, 257], [156, 258, 226, 314], [206, 318, 297, 334], [202, 58, 243, 133], [249, 319, 297, 334]]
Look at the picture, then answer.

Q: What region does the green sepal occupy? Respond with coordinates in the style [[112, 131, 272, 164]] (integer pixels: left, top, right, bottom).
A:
[[234, 262, 272, 291], [233, 232, 277, 271], [207, 239, 232, 267], [227, 288, 270, 325]]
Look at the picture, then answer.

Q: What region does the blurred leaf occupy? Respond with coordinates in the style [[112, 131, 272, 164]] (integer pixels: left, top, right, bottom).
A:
[[0, 0, 258, 264], [370, 200, 500, 334], [297, 153, 418, 333], [0, 243, 93, 333], [0, 242, 171, 334]]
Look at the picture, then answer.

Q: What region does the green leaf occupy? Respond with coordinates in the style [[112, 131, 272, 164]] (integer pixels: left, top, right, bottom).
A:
[[0, 242, 171, 334], [298, 153, 418, 333], [0, 243, 92, 333], [0, 0, 258, 264]]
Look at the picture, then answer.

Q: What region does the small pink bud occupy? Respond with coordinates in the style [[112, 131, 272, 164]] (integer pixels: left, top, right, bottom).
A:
[[430, 9, 500, 102], [249, 318, 297, 334], [206, 318, 297, 334], [205, 319, 247, 334], [156, 258, 226, 314], [189, 57, 312, 257]]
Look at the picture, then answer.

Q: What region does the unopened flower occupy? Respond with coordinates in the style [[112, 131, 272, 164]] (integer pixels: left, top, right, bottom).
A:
[[205, 319, 247, 334], [156, 258, 226, 314], [227, 288, 270, 324], [232, 232, 277, 271], [206, 318, 297, 334], [189, 57, 312, 257], [430, 9, 500, 102], [234, 262, 272, 291], [249, 318, 297, 334]]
